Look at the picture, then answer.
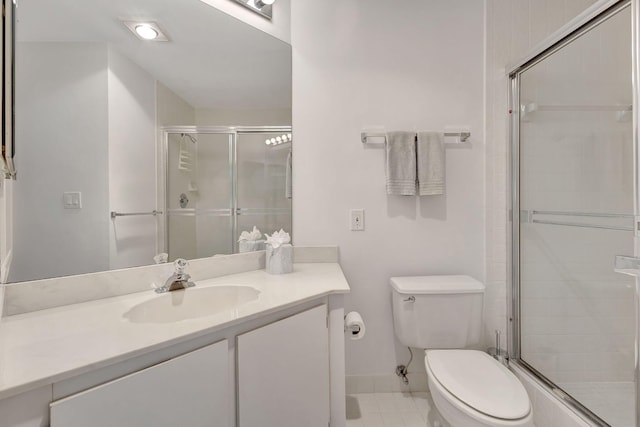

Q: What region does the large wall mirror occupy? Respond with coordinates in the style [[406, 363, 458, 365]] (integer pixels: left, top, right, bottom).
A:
[[8, 0, 292, 283]]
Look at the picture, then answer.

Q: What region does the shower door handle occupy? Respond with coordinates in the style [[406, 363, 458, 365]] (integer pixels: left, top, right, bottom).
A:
[[614, 255, 640, 277]]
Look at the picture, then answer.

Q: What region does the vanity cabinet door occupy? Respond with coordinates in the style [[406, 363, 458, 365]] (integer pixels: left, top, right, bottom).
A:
[[50, 340, 229, 427], [237, 304, 329, 427]]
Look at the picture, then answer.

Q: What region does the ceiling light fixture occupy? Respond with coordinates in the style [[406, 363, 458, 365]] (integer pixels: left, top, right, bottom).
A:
[[229, 0, 275, 20], [135, 24, 158, 40], [255, 0, 275, 7], [123, 21, 170, 42], [265, 134, 292, 146]]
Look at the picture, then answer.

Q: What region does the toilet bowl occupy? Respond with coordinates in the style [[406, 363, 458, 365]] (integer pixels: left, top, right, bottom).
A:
[[425, 350, 533, 427], [389, 275, 533, 427]]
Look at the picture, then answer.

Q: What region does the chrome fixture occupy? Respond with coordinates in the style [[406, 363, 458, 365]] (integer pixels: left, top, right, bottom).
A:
[[156, 258, 195, 293], [395, 347, 413, 385], [520, 209, 634, 232], [488, 330, 508, 367], [181, 133, 197, 144], [179, 193, 189, 208], [229, 0, 275, 20], [361, 131, 471, 144], [110, 210, 162, 219], [2, 0, 16, 179]]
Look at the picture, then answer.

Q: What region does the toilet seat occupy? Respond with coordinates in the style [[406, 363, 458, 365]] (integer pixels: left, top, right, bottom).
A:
[[425, 350, 531, 426]]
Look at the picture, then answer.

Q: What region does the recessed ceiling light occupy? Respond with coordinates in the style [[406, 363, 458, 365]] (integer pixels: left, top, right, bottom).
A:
[[135, 24, 158, 40], [122, 21, 169, 42]]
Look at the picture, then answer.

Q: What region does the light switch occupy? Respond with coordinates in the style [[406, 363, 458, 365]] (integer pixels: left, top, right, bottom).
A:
[[350, 209, 364, 231], [63, 192, 82, 209]]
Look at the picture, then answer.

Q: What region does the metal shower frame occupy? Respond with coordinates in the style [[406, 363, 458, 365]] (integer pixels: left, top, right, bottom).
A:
[[160, 125, 292, 256], [508, 0, 639, 425]]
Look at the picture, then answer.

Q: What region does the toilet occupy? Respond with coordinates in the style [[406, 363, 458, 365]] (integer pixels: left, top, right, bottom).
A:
[[390, 275, 533, 427]]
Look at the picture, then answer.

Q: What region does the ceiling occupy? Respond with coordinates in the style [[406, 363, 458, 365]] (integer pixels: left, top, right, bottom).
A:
[[15, 0, 292, 110]]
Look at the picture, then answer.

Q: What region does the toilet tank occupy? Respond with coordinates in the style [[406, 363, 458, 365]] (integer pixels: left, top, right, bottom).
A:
[[390, 275, 485, 349]]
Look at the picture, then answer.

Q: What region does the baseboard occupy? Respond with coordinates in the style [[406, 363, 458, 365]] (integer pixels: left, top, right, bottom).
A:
[[345, 373, 429, 394]]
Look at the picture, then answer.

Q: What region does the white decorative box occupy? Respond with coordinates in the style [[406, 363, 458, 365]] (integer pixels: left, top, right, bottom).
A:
[[266, 243, 293, 274]]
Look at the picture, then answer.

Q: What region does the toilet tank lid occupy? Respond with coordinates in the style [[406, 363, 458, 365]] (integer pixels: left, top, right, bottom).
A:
[[390, 275, 484, 294]]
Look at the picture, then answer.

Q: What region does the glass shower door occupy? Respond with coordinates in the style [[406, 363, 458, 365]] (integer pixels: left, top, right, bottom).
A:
[[235, 131, 292, 251], [515, 4, 635, 426], [164, 127, 293, 260], [166, 131, 234, 260]]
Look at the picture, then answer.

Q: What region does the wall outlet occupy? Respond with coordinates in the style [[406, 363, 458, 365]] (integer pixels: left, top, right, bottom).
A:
[[350, 209, 364, 231]]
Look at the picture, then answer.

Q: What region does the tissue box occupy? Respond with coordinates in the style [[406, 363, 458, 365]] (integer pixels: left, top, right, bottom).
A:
[[239, 240, 266, 253], [266, 243, 293, 274]]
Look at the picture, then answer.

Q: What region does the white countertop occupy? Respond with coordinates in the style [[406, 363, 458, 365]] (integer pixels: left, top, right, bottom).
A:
[[0, 263, 350, 400]]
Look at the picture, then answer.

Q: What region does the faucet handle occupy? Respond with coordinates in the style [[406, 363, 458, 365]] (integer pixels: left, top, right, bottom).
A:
[[174, 258, 188, 273]]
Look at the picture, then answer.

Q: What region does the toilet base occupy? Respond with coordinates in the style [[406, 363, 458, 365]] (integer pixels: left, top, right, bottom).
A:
[[426, 403, 451, 427]]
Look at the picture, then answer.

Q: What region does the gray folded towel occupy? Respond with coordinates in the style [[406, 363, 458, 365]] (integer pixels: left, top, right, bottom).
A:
[[417, 132, 445, 195], [386, 131, 417, 195]]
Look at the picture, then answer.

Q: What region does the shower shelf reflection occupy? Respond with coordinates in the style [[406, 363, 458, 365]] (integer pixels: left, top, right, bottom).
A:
[[520, 209, 634, 232], [520, 102, 632, 122]]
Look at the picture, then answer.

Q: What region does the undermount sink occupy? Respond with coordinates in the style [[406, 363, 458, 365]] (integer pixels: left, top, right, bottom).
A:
[[124, 285, 261, 323]]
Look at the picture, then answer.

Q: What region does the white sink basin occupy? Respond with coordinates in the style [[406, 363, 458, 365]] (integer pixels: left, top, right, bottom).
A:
[[124, 285, 261, 323]]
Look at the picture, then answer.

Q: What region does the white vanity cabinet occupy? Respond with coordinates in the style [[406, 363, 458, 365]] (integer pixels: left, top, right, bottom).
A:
[[49, 340, 229, 427], [0, 262, 349, 427], [237, 304, 330, 427]]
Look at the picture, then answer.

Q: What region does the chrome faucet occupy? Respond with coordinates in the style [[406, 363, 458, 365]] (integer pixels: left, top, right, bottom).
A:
[[156, 258, 196, 294]]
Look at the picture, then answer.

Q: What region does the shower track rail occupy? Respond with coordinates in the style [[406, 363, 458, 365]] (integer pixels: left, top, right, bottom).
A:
[[520, 209, 635, 232]]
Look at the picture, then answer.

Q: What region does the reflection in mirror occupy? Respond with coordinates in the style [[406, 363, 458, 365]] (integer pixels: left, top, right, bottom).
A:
[[9, 0, 292, 283], [162, 127, 292, 261]]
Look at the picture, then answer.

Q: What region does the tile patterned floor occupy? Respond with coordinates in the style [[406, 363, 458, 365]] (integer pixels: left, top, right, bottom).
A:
[[346, 392, 444, 427], [559, 382, 634, 427]]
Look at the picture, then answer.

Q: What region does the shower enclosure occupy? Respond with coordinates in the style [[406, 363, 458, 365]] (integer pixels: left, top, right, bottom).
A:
[[160, 126, 292, 261], [510, 1, 637, 426]]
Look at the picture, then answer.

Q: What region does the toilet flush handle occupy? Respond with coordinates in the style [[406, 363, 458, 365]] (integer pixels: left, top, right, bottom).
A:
[[403, 296, 415, 302]]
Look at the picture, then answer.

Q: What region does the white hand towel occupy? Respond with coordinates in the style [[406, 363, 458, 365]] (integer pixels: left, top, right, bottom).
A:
[[417, 132, 445, 195], [386, 131, 417, 195]]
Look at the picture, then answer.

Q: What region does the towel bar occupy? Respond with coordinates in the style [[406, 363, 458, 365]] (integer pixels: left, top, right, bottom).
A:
[[111, 210, 163, 219], [361, 131, 471, 144]]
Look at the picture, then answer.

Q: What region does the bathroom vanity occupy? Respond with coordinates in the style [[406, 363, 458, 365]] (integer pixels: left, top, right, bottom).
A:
[[0, 254, 349, 427]]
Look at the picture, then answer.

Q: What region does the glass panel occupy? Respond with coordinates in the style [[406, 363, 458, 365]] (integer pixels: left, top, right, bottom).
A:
[[236, 132, 292, 247], [167, 132, 233, 259], [518, 7, 634, 426]]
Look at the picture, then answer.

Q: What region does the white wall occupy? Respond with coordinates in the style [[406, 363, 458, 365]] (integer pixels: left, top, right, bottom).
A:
[[11, 43, 110, 282], [195, 108, 291, 126], [107, 47, 157, 270], [156, 83, 196, 128], [198, 0, 291, 44], [292, 0, 485, 379]]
